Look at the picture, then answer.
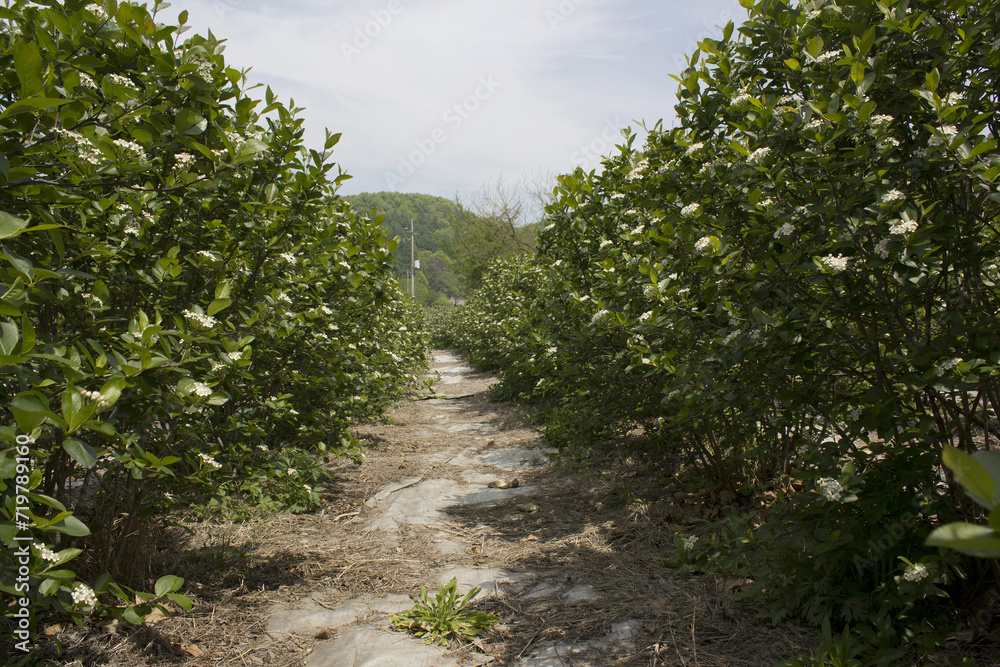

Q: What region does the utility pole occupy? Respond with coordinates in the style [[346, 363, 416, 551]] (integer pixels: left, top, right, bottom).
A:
[[409, 218, 415, 298]]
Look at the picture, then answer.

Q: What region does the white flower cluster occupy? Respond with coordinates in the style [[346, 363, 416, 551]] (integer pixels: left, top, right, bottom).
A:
[[813, 50, 842, 64], [939, 357, 962, 371], [276, 292, 293, 305], [686, 142, 704, 156], [875, 238, 891, 259], [191, 382, 212, 397], [106, 73, 132, 89], [682, 535, 699, 551], [903, 562, 929, 582], [53, 128, 103, 165], [591, 309, 610, 325], [681, 203, 701, 218], [802, 118, 824, 132], [85, 4, 108, 21], [182, 309, 217, 328], [880, 189, 905, 203], [639, 310, 653, 322], [821, 254, 848, 272], [279, 252, 296, 263], [748, 146, 771, 165], [77, 73, 97, 90], [113, 138, 146, 162], [774, 222, 795, 238], [929, 125, 958, 147], [227, 350, 243, 362], [198, 452, 221, 468], [944, 92, 963, 107], [82, 292, 104, 307], [196, 58, 215, 80], [174, 152, 196, 168], [599, 239, 613, 249], [197, 250, 217, 261], [816, 478, 843, 501], [694, 236, 714, 252], [731, 90, 752, 108], [80, 389, 109, 407], [36, 545, 60, 563], [72, 584, 98, 607], [889, 219, 918, 235]]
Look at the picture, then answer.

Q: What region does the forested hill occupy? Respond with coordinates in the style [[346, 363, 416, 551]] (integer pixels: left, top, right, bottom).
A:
[[345, 192, 462, 304]]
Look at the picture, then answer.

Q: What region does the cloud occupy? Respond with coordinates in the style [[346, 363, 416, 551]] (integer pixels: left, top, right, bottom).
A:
[[168, 0, 747, 199]]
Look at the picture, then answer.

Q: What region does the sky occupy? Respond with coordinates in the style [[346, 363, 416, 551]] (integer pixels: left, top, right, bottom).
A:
[[164, 0, 748, 201]]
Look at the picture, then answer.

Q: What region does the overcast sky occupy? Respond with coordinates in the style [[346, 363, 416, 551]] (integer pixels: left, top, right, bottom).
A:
[[164, 0, 747, 201]]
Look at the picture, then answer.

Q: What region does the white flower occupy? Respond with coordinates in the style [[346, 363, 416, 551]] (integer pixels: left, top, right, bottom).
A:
[[681, 203, 701, 218], [197, 250, 217, 261], [599, 239, 613, 249], [821, 254, 848, 272], [816, 478, 843, 502], [77, 73, 97, 90], [682, 535, 699, 551], [759, 198, 774, 209], [227, 350, 242, 361], [72, 584, 98, 607], [85, 4, 108, 21], [774, 222, 795, 238], [903, 562, 929, 582], [944, 92, 963, 107], [174, 152, 196, 168], [211, 361, 225, 371], [748, 147, 771, 165], [319, 305, 334, 315], [113, 138, 146, 162], [198, 452, 221, 468], [869, 114, 893, 129], [889, 219, 918, 235], [287, 468, 296, 475], [694, 236, 714, 252], [182, 309, 217, 328], [279, 252, 296, 263], [880, 190, 905, 203], [591, 309, 610, 325], [191, 382, 212, 397], [639, 310, 653, 322], [686, 142, 704, 155], [875, 238, 891, 259], [276, 292, 293, 305], [939, 357, 962, 371], [813, 50, 842, 64], [36, 545, 60, 562]]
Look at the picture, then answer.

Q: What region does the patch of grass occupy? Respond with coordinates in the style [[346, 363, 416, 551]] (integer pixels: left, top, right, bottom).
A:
[[391, 578, 499, 645]]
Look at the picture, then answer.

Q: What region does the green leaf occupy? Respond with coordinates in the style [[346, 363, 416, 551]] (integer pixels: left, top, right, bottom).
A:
[[48, 514, 91, 537], [21, 314, 34, 354], [806, 35, 824, 58], [0, 320, 18, 355], [784, 58, 800, 71], [63, 438, 97, 469], [154, 574, 183, 596], [207, 298, 232, 316], [925, 522, 1000, 558], [166, 592, 192, 610], [39, 578, 61, 596], [11, 391, 54, 432], [122, 606, 146, 625], [175, 110, 207, 136], [0, 211, 27, 239], [13, 40, 44, 98], [942, 446, 997, 509]]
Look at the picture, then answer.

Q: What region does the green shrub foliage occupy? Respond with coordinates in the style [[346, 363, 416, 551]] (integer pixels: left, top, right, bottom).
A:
[[0, 0, 426, 646], [450, 0, 1000, 656]]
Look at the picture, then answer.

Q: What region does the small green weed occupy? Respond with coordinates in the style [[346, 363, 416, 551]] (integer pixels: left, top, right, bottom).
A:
[[391, 578, 500, 645]]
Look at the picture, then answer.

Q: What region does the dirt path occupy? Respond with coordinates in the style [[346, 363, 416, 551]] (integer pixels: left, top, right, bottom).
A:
[[63, 350, 811, 666], [257, 351, 812, 666]]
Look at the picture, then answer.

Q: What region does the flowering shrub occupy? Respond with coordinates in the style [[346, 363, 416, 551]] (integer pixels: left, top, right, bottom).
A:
[[0, 0, 425, 651], [451, 0, 1000, 659]]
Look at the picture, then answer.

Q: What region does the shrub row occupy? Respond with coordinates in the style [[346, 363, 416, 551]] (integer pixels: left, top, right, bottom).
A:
[[0, 0, 425, 646], [447, 0, 1000, 660]]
